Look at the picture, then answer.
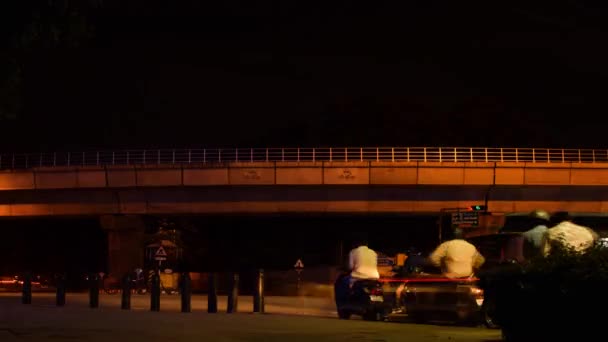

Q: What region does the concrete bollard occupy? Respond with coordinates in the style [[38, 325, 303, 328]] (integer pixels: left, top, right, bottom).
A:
[[208, 272, 218, 313], [180, 272, 191, 313], [150, 273, 160, 312], [89, 273, 99, 308], [227, 273, 239, 313], [22, 273, 32, 305], [121, 274, 131, 310], [253, 269, 265, 313], [55, 273, 66, 307]]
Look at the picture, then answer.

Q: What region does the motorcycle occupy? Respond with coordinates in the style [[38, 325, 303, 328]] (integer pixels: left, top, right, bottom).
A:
[[333, 273, 391, 321]]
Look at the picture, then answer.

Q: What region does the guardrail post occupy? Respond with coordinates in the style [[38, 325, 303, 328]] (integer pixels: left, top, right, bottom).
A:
[[250, 148, 254, 162], [407, 148, 410, 162], [297, 148, 300, 162], [360, 148, 363, 162], [470, 148, 473, 162], [562, 149, 565, 163], [121, 273, 131, 310], [484, 148, 488, 163], [423, 148, 427, 162], [219, 149, 222, 163], [188, 150, 192, 163], [439, 148, 442, 162], [253, 269, 265, 313], [578, 150, 581, 163], [56, 273, 66, 306], [281, 148, 285, 162], [150, 273, 160, 312], [180, 272, 191, 313], [515, 149, 519, 163], [391, 148, 395, 162], [172, 149, 176, 164], [329, 148, 333, 162], [22, 272, 32, 304], [454, 148, 457, 162], [593, 150, 596, 163], [227, 273, 239, 313], [500, 148, 504, 162], [266, 148, 269, 162], [376, 148, 379, 162], [345, 147, 348, 162], [547, 149, 550, 163], [532, 149, 535, 163], [89, 273, 99, 308], [208, 272, 218, 313]]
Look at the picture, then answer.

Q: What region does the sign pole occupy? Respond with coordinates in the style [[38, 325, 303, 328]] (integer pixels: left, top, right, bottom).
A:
[[293, 259, 304, 293]]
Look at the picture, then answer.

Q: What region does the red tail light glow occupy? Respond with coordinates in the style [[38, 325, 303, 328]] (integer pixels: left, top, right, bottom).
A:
[[370, 288, 383, 296]]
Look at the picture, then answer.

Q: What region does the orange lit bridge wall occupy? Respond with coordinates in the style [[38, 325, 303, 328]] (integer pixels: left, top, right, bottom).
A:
[[0, 162, 608, 216]]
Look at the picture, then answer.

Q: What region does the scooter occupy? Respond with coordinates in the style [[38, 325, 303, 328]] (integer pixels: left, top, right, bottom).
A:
[[333, 273, 391, 321]]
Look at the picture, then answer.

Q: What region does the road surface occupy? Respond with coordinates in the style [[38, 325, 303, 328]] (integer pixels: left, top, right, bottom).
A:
[[0, 292, 338, 317], [0, 293, 501, 341]]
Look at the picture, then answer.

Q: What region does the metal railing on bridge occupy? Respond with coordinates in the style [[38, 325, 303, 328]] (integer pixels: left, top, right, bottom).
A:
[[1, 147, 607, 170]]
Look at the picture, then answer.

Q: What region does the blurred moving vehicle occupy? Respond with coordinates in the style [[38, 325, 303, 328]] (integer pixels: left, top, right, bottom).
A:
[[383, 234, 525, 328], [334, 272, 392, 321], [397, 275, 488, 326], [0, 274, 53, 292]]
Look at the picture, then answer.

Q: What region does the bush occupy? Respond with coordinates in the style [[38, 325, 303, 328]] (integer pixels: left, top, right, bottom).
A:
[[491, 245, 608, 341]]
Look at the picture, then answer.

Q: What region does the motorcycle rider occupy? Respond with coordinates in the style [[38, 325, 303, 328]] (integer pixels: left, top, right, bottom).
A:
[[542, 211, 599, 256], [428, 228, 485, 278], [521, 209, 551, 258], [348, 240, 380, 285]]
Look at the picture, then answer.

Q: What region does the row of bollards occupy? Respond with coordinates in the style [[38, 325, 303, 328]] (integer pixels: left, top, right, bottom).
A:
[[21, 270, 264, 314]]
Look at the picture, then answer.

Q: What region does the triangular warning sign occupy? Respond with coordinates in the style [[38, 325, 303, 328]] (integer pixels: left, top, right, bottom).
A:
[[155, 246, 168, 257], [294, 259, 304, 269]]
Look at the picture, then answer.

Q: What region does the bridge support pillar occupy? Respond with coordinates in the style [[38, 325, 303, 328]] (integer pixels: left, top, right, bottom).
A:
[[99, 215, 146, 278]]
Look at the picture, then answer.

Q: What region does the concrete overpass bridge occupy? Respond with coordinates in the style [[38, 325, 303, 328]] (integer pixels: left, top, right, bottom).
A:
[[2, 146, 608, 276], [1, 147, 608, 216]]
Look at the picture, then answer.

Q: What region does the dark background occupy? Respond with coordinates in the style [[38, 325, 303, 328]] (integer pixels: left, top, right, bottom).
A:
[[0, 214, 440, 277], [2, 1, 608, 151], [1, 1, 607, 280]]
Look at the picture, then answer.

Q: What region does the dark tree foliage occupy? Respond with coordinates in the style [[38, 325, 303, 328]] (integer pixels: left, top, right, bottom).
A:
[[0, 0, 103, 120], [495, 244, 608, 341]]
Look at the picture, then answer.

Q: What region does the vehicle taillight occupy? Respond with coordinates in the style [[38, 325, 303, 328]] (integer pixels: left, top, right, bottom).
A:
[[470, 286, 484, 306], [370, 288, 383, 296], [470, 286, 483, 298]]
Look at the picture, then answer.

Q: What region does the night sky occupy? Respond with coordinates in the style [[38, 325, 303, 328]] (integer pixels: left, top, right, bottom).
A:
[[1, 2, 608, 277], [1, 1, 608, 151]]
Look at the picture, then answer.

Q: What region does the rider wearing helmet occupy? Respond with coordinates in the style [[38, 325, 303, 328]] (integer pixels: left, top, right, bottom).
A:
[[521, 209, 551, 258]]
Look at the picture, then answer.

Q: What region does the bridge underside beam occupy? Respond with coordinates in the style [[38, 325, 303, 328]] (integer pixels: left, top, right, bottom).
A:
[[0, 186, 608, 216]]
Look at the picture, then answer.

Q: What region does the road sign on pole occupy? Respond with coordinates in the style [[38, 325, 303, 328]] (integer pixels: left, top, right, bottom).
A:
[[154, 246, 167, 261], [294, 259, 304, 290], [294, 259, 304, 272], [451, 212, 480, 228]]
